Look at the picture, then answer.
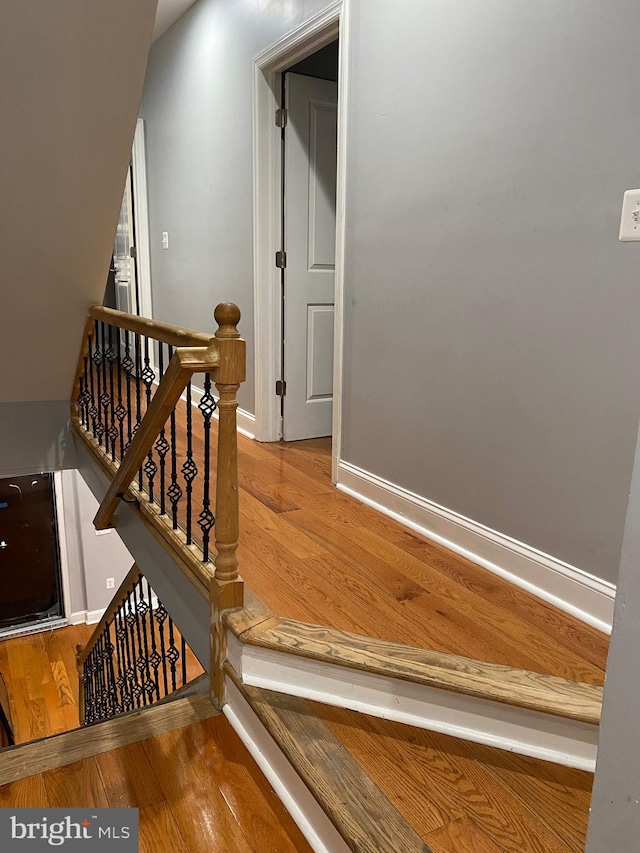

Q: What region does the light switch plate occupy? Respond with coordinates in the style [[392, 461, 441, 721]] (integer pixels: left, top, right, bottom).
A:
[[619, 190, 640, 241]]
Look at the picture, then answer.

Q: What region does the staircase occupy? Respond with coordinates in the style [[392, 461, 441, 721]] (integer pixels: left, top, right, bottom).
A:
[[0, 306, 601, 853]]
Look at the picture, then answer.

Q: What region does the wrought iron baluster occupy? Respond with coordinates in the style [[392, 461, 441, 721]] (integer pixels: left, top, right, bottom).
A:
[[123, 329, 135, 455], [181, 380, 197, 544], [92, 324, 105, 445], [155, 601, 170, 697], [197, 373, 217, 561], [166, 346, 182, 530], [115, 606, 134, 713], [77, 343, 92, 428], [146, 579, 161, 701], [88, 332, 98, 439], [112, 615, 126, 714], [122, 592, 140, 709], [115, 337, 126, 462], [126, 591, 144, 709], [106, 325, 118, 461], [155, 344, 169, 515], [134, 333, 143, 490], [103, 624, 118, 717], [83, 653, 93, 724], [167, 616, 178, 692], [181, 635, 187, 686], [100, 321, 110, 449], [134, 577, 154, 706], [94, 634, 106, 721], [142, 336, 157, 502]]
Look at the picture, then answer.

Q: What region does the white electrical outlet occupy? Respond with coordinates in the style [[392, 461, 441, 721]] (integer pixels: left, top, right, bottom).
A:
[[619, 190, 640, 241], [106, 577, 115, 590]]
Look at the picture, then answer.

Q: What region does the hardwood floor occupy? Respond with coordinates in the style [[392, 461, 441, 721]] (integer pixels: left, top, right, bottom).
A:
[[234, 436, 608, 683], [0, 623, 93, 744], [231, 435, 604, 852], [0, 622, 204, 745], [76, 406, 610, 851], [0, 715, 312, 853]]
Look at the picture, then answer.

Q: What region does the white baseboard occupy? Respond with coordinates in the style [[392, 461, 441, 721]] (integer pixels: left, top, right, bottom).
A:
[[224, 676, 351, 853], [184, 383, 256, 440], [69, 608, 105, 626], [337, 461, 615, 635]]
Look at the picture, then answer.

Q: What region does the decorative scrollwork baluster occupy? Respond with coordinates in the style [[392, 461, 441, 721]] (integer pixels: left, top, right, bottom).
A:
[[91, 324, 105, 445], [197, 372, 217, 562], [106, 325, 118, 461], [181, 380, 197, 545]]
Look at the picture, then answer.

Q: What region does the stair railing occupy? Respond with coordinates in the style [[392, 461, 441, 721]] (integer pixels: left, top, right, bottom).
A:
[[75, 564, 194, 725], [71, 302, 246, 705]]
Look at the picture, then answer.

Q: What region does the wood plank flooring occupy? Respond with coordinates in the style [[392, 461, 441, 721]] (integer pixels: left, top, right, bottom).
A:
[[235, 437, 608, 683], [0, 715, 311, 853], [76, 407, 611, 852], [0, 623, 93, 744], [0, 622, 204, 745]]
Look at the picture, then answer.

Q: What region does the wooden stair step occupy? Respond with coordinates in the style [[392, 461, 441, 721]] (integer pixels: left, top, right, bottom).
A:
[[226, 665, 431, 853], [227, 613, 602, 725]]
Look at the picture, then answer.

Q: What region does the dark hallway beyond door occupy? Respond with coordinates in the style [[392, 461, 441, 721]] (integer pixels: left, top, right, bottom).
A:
[[0, 473, 63, 631]]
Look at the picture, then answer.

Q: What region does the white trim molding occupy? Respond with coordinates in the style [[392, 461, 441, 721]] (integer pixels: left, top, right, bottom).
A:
[[337, 460, 616, 634], [252, 1, 345, 448], [228, 635, 598, 772], [131, 118, 154, 321], [224, 676, 351, 853], [69, 608, 106, 626]]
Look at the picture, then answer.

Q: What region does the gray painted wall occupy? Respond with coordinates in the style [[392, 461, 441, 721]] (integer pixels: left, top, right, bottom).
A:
[[139, 0, 640, 583], [0, 402, 76, 477], [139, 0, 334, 413], [586, 420, 640, 849], [339, 0, 640, 582], [70, 473, 134, 616]]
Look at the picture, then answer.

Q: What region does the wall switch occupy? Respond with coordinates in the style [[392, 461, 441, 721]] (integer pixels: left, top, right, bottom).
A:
[[619, 190, 640, 241], [161, 231, 169, 249], [106, 577, 115, 590]]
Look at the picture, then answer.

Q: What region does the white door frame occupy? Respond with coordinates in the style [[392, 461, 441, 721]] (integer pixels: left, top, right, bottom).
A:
[[131, 118, 154, 321], [252, 0, 350, 483]]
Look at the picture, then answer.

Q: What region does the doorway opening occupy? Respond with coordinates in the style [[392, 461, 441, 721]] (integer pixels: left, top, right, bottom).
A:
[[0, 473, 65, 635], [253, 2, 348, 483], [104, 119, 153, 322], [280, 41, 339, 442]]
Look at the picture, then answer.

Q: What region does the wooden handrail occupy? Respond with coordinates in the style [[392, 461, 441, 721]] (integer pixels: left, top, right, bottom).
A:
[[75, 564, 142, 669], [93, 345, 220, 530], [89, 305, 215, 348]]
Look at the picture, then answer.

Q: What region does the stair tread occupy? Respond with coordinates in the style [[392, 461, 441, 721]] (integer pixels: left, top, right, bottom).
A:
[[227, 665, 431, 853], [234, 617, 602, 725]]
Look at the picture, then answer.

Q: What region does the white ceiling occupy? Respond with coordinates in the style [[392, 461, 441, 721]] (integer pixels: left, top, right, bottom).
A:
[[153, 0, 198, 42]]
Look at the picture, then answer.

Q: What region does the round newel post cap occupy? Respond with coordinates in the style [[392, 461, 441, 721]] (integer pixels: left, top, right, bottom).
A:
[[214, 302, 241, 339]]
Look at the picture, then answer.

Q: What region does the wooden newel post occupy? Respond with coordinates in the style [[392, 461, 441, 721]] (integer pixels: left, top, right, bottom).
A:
[[213, 302, 245, 582], [211, 302, 245, 709]]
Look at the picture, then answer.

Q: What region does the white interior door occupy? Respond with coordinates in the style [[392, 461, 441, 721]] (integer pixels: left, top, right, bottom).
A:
[[283, 72, 338, 441], [113, 165, 139, 316]]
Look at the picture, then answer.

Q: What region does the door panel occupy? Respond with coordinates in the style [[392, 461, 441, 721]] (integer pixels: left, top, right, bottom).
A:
[[307, 304, 335, 400], [283, 73, 338, 441], [0, 474, 63, 630]]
